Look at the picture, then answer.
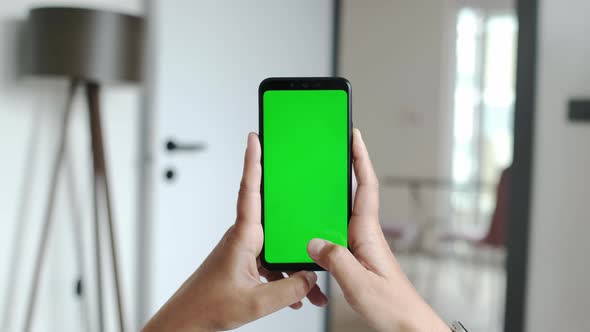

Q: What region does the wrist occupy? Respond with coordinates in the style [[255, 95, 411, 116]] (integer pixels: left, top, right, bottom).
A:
[[142, 307, 214, 332], [143, 319, 213, 332], [402, 316, 448, 332], [400, 301, 448, 332]]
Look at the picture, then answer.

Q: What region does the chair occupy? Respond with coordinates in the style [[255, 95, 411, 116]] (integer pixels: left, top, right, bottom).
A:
[[426, 166, 511, 330], [439, 166, 511, 250]]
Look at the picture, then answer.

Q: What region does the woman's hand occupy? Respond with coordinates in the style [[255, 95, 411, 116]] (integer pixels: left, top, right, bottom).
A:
[[143, 133, 327, 332], [307, 129, 448, 332]]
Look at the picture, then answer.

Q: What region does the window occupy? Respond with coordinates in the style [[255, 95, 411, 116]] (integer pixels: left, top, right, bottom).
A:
[[451, 7, 517, 230]]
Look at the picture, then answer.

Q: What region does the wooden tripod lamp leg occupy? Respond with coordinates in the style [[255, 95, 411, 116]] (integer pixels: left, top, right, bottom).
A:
[[63, 150, 92, 332], [86, 82, 105, 332], [23, 80, 78, 332], [86, 82, 126, 332]]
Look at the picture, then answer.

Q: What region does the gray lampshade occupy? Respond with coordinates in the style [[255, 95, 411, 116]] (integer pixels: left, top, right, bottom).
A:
[[25, 7, 144, 84]]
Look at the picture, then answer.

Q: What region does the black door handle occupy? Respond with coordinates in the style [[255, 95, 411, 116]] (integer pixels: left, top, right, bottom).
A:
[[163, 139, 206, 183], [165, 139, 207, 153]]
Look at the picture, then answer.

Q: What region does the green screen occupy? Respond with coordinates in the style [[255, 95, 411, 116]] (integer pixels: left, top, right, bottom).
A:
[[263, 89, 348, 263]]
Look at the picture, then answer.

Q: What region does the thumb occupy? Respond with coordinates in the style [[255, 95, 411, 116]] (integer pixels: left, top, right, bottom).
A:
[[252, 271, 317, 317], [307, 239, 367, 294]]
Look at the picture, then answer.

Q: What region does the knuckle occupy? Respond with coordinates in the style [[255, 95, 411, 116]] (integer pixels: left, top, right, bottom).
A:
[[253, 163, 262, 174], [325, 244, 346, 266], [248, 297, 266, 318], [226, 223, 252, 244], [367, 176, 380, 189], [291, 278, 309, 300], [220, 225, 236, 245], [238, 181, 260, 197], [239, 181, 251, 195]]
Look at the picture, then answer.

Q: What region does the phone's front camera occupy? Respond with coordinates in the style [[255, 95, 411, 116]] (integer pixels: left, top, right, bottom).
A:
[[302, 82, 309, 88]]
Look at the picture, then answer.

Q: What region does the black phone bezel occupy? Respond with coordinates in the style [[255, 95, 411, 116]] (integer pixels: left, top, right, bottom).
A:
[[258, 77, 352, 271]]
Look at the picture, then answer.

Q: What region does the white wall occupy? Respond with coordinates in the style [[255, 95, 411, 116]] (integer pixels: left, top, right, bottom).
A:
[[0, 1, 142, 331], [526, 0, 590, 330], [339, 0, 454, 223]]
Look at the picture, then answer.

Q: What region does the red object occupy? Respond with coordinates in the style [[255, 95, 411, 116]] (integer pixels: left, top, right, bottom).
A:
[[381, 223, 418, 240], [479, 166, 511, 247], [382, 167, 512, 250], [439, 166, 511, 248]]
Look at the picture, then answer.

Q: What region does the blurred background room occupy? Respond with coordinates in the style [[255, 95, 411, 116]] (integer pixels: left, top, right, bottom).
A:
[[0, 1, 589, 332]]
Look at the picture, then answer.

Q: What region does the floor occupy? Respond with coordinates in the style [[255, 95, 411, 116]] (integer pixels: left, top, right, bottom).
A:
[[329, 252, 506, 332]]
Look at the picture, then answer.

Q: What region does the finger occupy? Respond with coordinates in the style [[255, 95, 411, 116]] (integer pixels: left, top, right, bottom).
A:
[[349, 129, 390, 271], [236, 133, 262, 225], [286, 272, 328, 307], [305, 283, 328, 307], [307, 239, 367, 296], [351, 128, 379, 219], [252, 271, 317, 316], [258, 269, 283, 282], [259, 270, 304, 309]]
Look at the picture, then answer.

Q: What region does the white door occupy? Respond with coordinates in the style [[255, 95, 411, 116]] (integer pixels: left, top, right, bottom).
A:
[[146, 1, 334, 331]]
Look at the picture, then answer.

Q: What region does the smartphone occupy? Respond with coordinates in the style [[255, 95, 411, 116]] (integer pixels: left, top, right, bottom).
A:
[[259, 77, 352, 271]]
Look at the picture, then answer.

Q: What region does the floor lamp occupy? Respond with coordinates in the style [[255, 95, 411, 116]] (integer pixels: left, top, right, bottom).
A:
[[22, 7, 144, 332]]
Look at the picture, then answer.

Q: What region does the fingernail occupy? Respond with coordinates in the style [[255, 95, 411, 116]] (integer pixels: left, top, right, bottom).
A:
[[291, 301, 303, 310], [354, 128, 362, 139], [247, 132, 253, 148], [307, 239, 328, 259], [316, 294, 329, 307], [304, 271, 317, 286]]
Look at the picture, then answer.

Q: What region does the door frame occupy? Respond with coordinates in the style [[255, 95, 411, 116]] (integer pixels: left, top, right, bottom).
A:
[[137, 0, 157, 328], [504, 0, 538, 331]]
